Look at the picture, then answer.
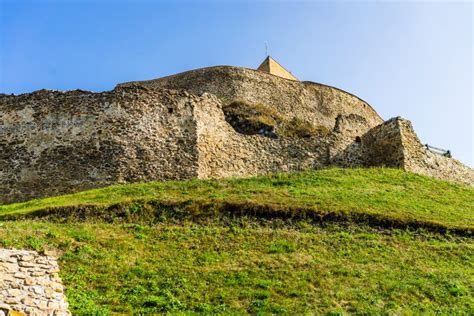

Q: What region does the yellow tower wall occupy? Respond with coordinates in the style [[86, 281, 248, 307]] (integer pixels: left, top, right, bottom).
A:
[[257, 57, 298, 81]]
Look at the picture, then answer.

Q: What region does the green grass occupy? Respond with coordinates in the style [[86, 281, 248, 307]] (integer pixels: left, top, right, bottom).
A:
[[0, 220, 472, 314], [0, 168, 473, 314], [1, 168, 473, 232]]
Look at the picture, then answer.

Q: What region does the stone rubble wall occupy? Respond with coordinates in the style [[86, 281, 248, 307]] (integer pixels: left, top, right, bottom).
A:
[[118, 66, 383, 133], [1, 67, 473, 204], [328, 117, 400, 169], [0, 249, 70, 316], [360, 117, 405, 168], [328, 114, 373, 167], [194, 93, 328, 178], [1, 82, 375, 204], [397, 118, 474, 186], [336, 117, 474, 185], [0, 87, 200, 204]]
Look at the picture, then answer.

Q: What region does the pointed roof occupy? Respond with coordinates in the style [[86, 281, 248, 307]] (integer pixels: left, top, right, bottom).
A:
[[257, 56, 298, 81]]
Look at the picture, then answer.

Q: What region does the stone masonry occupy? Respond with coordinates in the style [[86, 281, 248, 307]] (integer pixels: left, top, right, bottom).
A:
[[0, 249, 70, 316], [1, 66, 473, 204], [1, 87, 201, 203], [119, 66, 384, 132]]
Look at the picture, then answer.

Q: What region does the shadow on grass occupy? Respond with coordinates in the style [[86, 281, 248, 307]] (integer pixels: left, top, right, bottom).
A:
[[2, 199, 471, 237]]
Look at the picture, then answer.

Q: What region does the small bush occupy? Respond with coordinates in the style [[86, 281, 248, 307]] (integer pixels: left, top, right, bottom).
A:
[[278, 117, 330, 138], [26, 235, 46, 251], [69, 228, 96, 242], [223, 101, 281, 136]]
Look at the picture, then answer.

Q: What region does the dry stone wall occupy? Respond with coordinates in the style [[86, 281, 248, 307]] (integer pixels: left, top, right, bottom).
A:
[[328, 114, 373, 167], [360, 117, 405, 168], [1, 85, 339, 204], [0, 249, 70, 316]]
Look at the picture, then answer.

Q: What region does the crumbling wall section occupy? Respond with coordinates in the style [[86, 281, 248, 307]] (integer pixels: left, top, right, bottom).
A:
[[328, 114, 372, 167], [360, 117, 405, 168], [0, 248, 70, 315], [2, 73, 473, 204], [1, 86, 337, 204], [119, 66, 383, 133], [194, 93, 328, 179], [0, 87, 200, 204], [346, 117, 474, 185], [398, 119, 474, 186]]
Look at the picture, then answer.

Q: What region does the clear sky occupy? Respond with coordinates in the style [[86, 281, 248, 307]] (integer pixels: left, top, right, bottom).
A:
[[1, 0, 472, 166]]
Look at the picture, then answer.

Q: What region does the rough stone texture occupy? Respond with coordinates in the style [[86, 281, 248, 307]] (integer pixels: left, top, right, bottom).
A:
[[1, 87, 201, 203], [1, 66, 473, 204], [361, 118, 405, 168], [118, 66, 383, 133], [398, 118, 474, 186], [0, 249, 70, 316], [328, 113, 373, 167], [346, 117, 474, 185], [195, 93, 328, 178]]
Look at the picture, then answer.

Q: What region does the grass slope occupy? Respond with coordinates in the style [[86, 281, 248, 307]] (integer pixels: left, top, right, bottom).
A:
[[1, 221, 472, 314], [0, 168, 473, 314], [1, 168, 473, 232]]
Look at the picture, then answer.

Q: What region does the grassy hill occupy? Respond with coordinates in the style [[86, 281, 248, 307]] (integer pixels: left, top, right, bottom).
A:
[[0, 168, 473, 314]]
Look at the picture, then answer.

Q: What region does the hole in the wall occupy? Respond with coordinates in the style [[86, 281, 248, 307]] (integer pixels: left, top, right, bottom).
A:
[[355, 136, 361, 143], [222, 100, 330, 139], [222, 101, 278, 138], [168, 108, 173, 114]]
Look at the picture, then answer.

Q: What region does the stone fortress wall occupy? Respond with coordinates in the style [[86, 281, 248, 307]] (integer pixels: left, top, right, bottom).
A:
[[193, 93, 329, 179], [0, 87, 201, 203], [397, 119, 474, 183], [119, 66, 384, 133], [1, 66, 472, 204]]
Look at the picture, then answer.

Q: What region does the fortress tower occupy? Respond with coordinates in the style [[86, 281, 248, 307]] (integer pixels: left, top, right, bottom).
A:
[[257, 56, 298, 81]]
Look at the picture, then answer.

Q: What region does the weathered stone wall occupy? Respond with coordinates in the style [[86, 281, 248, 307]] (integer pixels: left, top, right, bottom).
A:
[[0, 87, 201, 204], [397, 119, 474, 186], [328, 114, 373, 167], [0, 249, 70, 315], [361, 117, 405, 168], [1, 66, 472, 204], [322, 116, 474, 185], [194, 93, 328, 178], [119, 66, 383, 133], [1, 86, 338, 204], [333, 117, 474, 185]]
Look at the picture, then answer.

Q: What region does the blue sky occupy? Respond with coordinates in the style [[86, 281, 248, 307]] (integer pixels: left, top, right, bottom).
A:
[[1, 0, 472, 166]]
